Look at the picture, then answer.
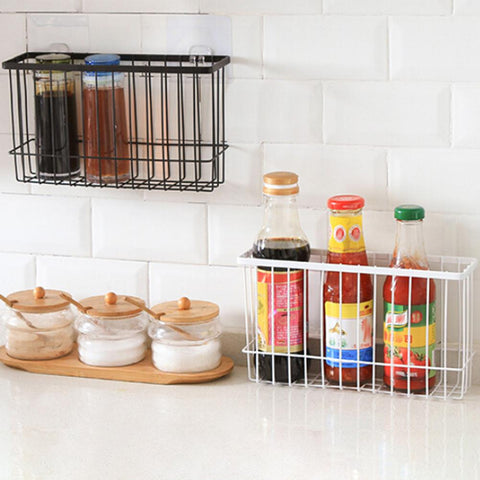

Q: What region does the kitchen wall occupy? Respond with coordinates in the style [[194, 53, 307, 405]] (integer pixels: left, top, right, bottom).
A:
[[0, 0, 479, 378]]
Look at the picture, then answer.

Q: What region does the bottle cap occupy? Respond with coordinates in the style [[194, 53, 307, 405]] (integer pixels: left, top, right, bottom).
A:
[[263, 171, 299, 196], [394, 204, 425, 221], [85, 54, 120, 66], [36, 53, 71, 64], [327, 194, 365, 211]]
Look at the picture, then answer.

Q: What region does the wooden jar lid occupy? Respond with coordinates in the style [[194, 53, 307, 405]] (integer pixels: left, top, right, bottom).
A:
[[152, 297, 219, 324], [7, 287, 71, 313], [79, 292, 145, 318]]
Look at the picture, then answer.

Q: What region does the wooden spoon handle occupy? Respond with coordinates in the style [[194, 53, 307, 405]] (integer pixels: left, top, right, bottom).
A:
[[124, 296, 162, 320], [0, 294, 38, 329], [59, 293, 91, 315], [123, 296, 199, 341]]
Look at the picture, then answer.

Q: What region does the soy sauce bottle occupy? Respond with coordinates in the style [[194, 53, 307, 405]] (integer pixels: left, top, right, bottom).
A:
[[253, 172, 310, 383], [34, 53, 79, 179]]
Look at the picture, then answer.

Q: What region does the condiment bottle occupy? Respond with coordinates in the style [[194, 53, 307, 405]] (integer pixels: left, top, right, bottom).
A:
[[252, 172, 310, 383], [34, 53, 79, 179], [0, 287, 75, 360], [74, 292, 148, 367], [149, 296, 222, 373], [383, 205, 436, 393], [324, 195, 373, 386], [82, 54, 130, 184]]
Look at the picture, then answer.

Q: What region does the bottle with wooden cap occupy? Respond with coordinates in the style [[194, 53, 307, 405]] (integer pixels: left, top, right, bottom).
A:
[[0, 287, 75, 360], [252, 172, 311, 383], [72, 292, 149, 367], [148, 296, 222, 373]]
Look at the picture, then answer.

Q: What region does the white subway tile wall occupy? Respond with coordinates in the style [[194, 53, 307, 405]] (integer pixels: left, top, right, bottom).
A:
[[0, 3, 479, 371], [264, 16, 387, 80]]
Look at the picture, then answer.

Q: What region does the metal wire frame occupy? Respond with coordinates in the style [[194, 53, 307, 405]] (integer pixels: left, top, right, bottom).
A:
[[238, 249, 477, 400], [3, 52, 229, 191]]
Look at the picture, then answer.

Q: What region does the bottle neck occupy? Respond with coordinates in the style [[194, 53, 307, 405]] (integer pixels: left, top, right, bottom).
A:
[[327, 208, 366, 255], [391, 220, 428, 269], [256, 194, 307, 241]]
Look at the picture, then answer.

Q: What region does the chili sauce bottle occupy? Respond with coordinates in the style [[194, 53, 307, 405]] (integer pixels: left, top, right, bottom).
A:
[[253, 172, 310, 383], [383, 205, 436, 393], [324, 195, 373, 386]]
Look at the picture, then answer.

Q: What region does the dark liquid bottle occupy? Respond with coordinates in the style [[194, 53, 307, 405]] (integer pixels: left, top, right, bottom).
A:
[[34, 53, 80, 179], [252, 172, 310, 383]]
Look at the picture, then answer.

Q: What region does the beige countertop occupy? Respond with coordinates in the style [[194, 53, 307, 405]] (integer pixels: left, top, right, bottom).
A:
[[0, 363, 479, 479]]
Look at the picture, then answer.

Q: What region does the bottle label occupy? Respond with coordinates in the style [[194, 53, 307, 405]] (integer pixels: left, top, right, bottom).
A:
[[325, 300, 373, 368], [328, 215, 365, 254], [383, 302, 436, 379], [257, 268, 306, 353]]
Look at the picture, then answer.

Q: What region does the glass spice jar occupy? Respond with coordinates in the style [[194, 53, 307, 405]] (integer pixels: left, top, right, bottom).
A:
[[148, 297, 222, 373], [74, 292, 149, 367], [0, 287, 75, 360], [82, 54, 131, 184]]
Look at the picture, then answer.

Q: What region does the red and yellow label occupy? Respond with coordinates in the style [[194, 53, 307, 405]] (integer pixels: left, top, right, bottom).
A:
[[257, 268, 306, 353], [328, 215, 365, 254]]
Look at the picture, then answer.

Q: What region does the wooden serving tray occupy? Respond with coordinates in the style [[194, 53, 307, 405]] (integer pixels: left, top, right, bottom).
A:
[[0, 346, 234, 385]]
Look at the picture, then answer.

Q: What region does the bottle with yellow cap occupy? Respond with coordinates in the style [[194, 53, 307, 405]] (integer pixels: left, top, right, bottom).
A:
[[252, 171, 310, 383]]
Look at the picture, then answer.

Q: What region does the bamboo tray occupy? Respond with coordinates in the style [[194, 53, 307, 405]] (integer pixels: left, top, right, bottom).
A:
[[0, 346, 234, 385]]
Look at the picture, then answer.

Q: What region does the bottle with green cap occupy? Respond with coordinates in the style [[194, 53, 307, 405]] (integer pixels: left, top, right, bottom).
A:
[[383, 204, 436, 393]]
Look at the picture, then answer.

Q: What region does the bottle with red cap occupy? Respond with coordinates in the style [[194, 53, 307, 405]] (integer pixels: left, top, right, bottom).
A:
[[323, 194, 373, 386]]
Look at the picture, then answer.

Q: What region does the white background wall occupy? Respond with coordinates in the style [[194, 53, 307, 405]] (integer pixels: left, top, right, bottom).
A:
[[0, 0, 479, 373]]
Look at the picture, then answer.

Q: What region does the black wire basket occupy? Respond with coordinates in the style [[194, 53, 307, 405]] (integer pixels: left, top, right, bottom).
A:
[[2, 52, 230, 191]]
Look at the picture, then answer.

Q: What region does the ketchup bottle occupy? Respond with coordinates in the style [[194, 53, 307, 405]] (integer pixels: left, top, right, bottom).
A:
[[324, 195, 373, 386], [383, 205, 436, 393], [253, 172, 310, 383]]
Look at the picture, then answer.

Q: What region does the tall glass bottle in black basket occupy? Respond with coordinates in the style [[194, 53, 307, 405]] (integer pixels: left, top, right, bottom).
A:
[[253, 172, 310, 383], [34, 53, 79, 179], [82, 54, 130, 184]]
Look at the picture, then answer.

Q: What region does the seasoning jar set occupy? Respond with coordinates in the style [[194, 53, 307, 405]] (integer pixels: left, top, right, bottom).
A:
[[0, 288, 222, 374], [254, 171, 435, 393], [34, 53, 129, 184]]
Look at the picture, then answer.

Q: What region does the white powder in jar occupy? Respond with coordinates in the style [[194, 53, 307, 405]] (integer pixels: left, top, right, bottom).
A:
[[151, 338, 222, 373], [77, 332, 147, 367]]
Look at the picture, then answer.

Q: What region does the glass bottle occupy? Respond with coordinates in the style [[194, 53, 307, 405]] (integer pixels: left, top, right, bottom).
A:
[[324, 195, 373, 386], [252, 172, 310, 383], [383, 205, 436, 393], [34, 53, 79, 179], [82, 54, 130, 184]]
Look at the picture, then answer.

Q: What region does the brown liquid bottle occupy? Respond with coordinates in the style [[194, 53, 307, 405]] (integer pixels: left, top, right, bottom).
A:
[[252, 172, 310, 383], [82, 54, 130, 184]]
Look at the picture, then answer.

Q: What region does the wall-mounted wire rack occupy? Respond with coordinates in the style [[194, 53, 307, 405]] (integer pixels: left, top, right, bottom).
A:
[[2, 52, 229, 191], [238, 249, 477, 400]]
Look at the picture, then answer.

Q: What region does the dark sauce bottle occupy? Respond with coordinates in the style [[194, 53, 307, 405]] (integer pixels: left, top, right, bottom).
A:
[[34, 53, 79, 179], [252, 172, 311, 383]]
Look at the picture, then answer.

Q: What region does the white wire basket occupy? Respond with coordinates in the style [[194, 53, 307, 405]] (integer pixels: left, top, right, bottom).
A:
[[238, 249, 477, 400]]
